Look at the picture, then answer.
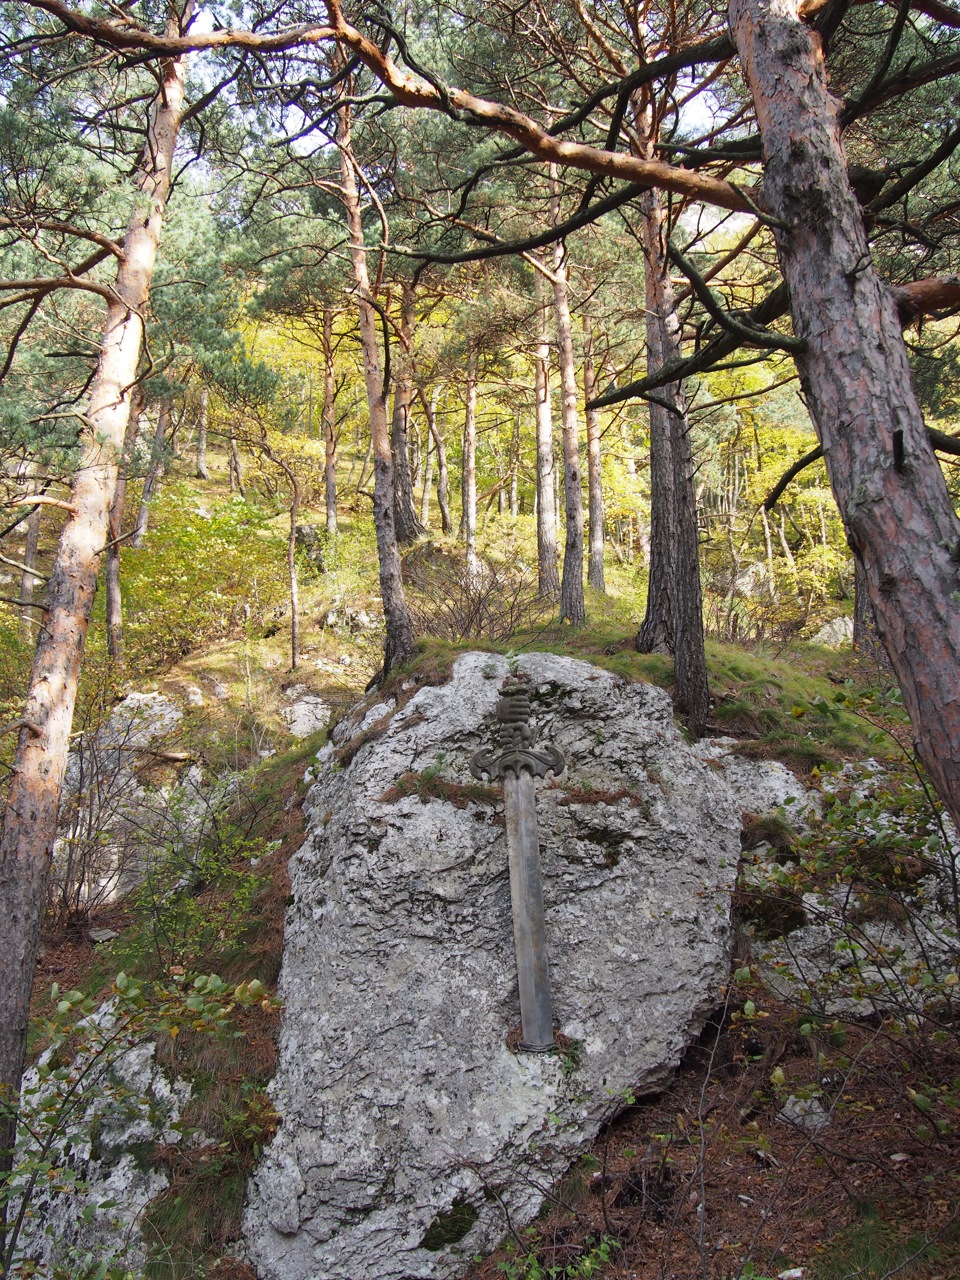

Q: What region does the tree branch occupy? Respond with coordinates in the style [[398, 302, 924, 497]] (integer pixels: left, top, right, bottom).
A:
[[764, 427, 960, 508]]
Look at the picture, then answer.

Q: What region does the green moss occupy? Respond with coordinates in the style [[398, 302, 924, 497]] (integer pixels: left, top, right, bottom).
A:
[[420, 1196, 480, 1251]]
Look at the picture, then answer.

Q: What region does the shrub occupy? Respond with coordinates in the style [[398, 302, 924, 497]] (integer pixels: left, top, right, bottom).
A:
[[404, 546, 552, 643]]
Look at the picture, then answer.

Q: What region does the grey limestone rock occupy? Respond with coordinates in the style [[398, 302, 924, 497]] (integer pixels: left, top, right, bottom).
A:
[[811, 615, 854, 648], [12, 1006, 188, 1276], [244, 652, 741, 1280]]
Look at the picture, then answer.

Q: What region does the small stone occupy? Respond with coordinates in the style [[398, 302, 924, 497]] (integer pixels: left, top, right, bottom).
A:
[[811, 616, 854, 647], [211, 681, 229, 700], [185, 686, 204, 707], [281, 696, 330, 738], [88, 928, 119, 944], [777, 1094, 830, 1133]]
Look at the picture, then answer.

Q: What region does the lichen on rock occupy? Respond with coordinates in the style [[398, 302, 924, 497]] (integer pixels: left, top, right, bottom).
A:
[[244, 652, 742, 1280]]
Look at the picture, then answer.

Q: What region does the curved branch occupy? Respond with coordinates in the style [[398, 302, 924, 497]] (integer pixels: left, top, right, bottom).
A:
[[589, 274, 960, 409], [331, 13, 752, 213], [0, 218, 124, 259], [892, 275, 960, 320], [668, 240, 805, 352], [394, 182, 648, 265], [870, 121, 960, 215], [764, 427, 960, 508], [24, 1, 336, 55]]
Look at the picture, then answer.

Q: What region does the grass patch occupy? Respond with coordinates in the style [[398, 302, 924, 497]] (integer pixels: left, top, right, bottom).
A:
[[380, 769, 501, 809], [812, 1207, 954, 1280]]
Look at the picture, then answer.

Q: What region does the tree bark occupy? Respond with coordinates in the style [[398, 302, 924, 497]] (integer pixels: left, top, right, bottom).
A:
[[421, 386, 451, 535], [552, 227, 586, 626], [582, 313, 606, 593], [18, 487, 41, 643], [510, 412, 520, 518], [460, 343, 479, 575], [105, 388, 144, 662], [321, 306, 339, 535], [635, 187, 709, 737], [534, 266, 560, 599], [337, 100, 414, 671], [131, 400, 169, 548], [229, 428, 246, 499], [195, 384, 209, 481], [419, 425, 433, 526], [731, 0, 960, 829], [392, 282, 426, 544], [636, 193, 678, 656], [0, 6, 190, 1189], [853, 555, 893, 670]]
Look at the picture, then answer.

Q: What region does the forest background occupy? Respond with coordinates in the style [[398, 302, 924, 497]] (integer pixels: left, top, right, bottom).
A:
[[0, 0, 959, 1275]]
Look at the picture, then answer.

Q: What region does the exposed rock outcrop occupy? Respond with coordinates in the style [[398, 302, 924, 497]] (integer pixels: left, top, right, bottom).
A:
[[245, 652, 742, 1280], [11, 1007, 188, 1276]]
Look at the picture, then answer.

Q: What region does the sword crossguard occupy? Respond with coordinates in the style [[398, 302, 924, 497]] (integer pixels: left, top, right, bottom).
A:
[[470, 680, 566, 781]]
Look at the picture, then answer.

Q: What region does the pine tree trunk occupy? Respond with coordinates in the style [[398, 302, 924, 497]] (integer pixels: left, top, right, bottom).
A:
[[229, 430, 246, 499], [582, 313, 606, 593], [321, 307, 339, 535], [636, 193, 677, 656], [337, 101, 414, 672], [105, 389, 144, 662], [552, 228, 586, 626], [460, 344, 479, 574], [18, 497, 41, 643], [0, 7, 190, 1184], [132, 400, 169, 548], [534, 266, 560, 599], [422, 387, 451, 535], [731, 0, 960, 828], [195, 385, 209, 481], [510, 412, 520, 518], [853, 555, 892, 670], [392, 282, 426, 544], [419, 423, 433, 527], [286, 468, 302, 671], [635, 188, 709, 737]]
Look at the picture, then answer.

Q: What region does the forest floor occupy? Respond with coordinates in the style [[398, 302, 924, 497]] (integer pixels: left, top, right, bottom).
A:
[[465, 996, 960, 1280]]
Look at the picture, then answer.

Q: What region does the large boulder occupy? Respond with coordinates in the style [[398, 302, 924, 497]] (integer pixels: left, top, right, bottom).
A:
[[244, 652, 741, 1280]]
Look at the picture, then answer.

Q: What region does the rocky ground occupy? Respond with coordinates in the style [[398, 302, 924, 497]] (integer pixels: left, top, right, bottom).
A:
[[22, 631, 960, 1280]]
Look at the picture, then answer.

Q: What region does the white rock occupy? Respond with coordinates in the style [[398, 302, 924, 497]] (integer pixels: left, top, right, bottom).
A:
[[777, 1094, 830, 1133], [281, 695, 330, 738], [811, 616, 854, 647], [88, 928, 119, 944], [13, 1007, 189, 1274], [244, 652, 741, 1280], [186, 685, 205, 706], [693, 739, 817, 819]]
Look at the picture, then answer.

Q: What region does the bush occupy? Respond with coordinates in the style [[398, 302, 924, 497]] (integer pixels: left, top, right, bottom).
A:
[[404, 546, 552, 643]]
